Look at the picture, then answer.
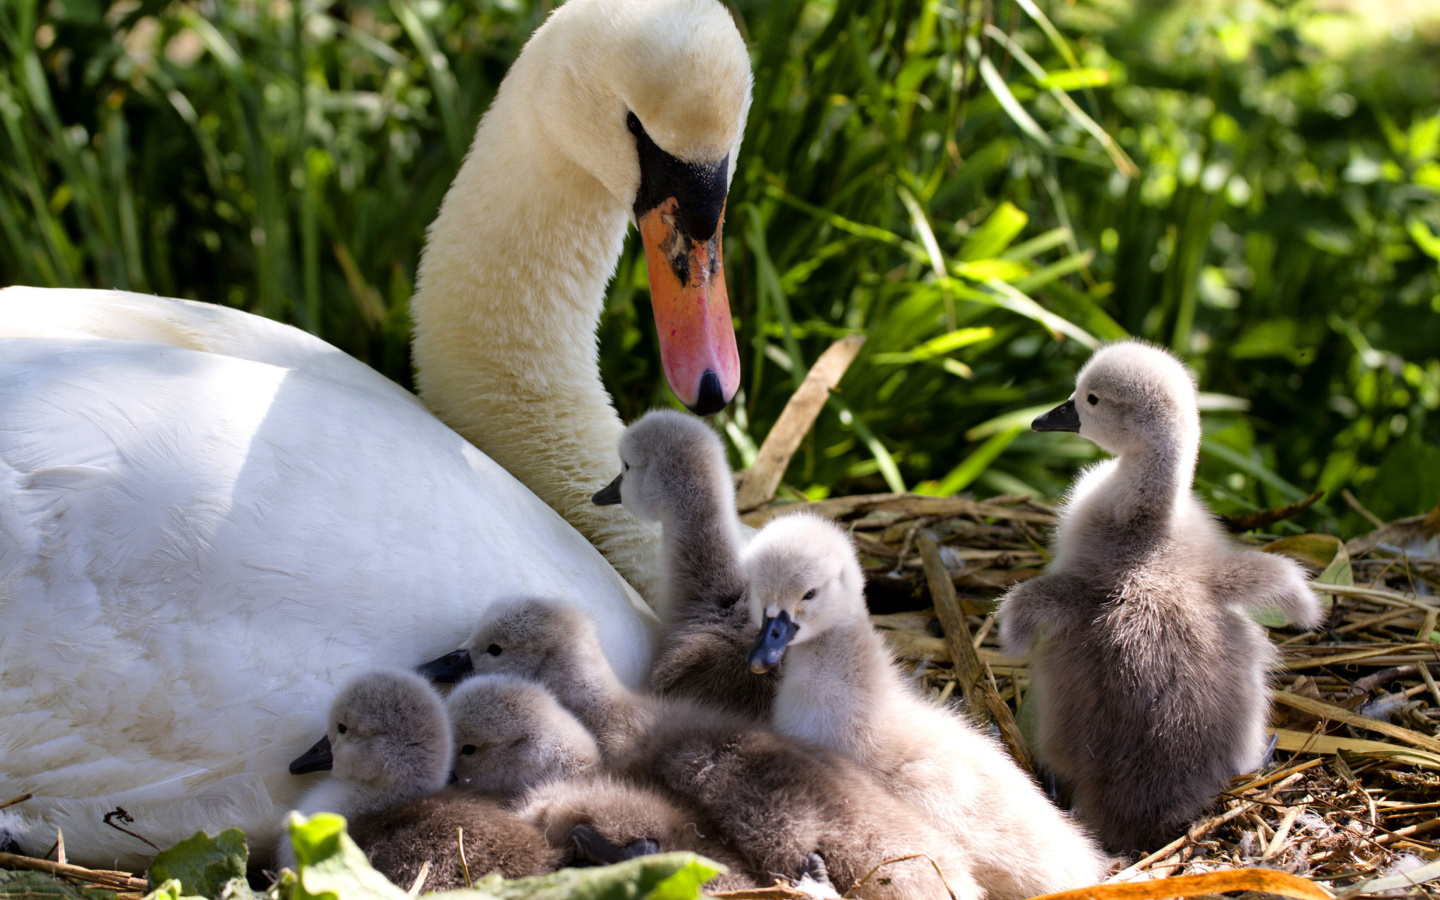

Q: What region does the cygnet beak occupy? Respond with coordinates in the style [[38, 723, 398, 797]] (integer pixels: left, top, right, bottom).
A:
[[416, 648, 474, 684], [288, 735, 333, 775], [1033, 398, 1081, 433], [592, 474, 623, 506], [747, 610, 799, 673]]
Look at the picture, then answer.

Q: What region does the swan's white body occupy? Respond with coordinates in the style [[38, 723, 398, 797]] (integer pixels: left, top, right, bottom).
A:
[[0, 289, 655, 868], [0, 0, 750, 866]]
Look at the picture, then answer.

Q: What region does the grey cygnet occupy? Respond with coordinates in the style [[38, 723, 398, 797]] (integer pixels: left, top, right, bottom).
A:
[[998, 341, 1324, 853], [744, 513, 1110, 900], [594, 408, 776, 718]]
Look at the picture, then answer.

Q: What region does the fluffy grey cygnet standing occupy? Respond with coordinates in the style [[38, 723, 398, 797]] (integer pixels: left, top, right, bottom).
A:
[[280, 669, 554, 888], [744, 514, 1109, 900], [997, 340, 1324, 854], [594, 409, 776, 718], [437, 599, 981, 900]]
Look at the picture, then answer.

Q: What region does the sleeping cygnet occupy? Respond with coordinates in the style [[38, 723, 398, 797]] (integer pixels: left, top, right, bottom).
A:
[[744, 514, 1109, 900], [447, 673, 757, 887], [593, 409, 776, 718], [422, 600, 981, 900], [447, 673, 601, 800], [279, 669, 555, 888], [997, 340, 1324, 854]]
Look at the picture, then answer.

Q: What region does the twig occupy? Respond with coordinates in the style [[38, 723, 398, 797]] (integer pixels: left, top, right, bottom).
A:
[[842, 853, 957, 900], [457, 826, 471, 889], [1342, 490, 1386, 529], [0, 794, 32, 811], [1272, 691, 1440, 755], [1224, 490, 1325, 533], [407, 859, 432, 896], [102, 807, 159, 851], [735, 334, 865, 512], [0, 850, 149, 893]]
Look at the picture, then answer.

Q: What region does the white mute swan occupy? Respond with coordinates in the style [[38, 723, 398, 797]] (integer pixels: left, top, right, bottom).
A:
[[0, 0, 750, 869]]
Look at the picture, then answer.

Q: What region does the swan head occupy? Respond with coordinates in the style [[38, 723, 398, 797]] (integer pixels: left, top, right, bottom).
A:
[[522, 0, 752, 414], [447, 673, 601, 799], [740, 514, 866, 673], [1034, 341, 1200, 459], [591, 409, 731, 522], [296, 669, 453, 802]]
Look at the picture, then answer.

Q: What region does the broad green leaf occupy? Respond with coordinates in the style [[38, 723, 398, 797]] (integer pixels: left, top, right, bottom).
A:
[[1038, 68, 1112, 92], [287, 813, 411, 900], [148, 829, 249, 899], [1407, 217, 1440, 261], [959, 202, 1029, 262], [928, 426, 1025, 495], [448, 853, 720, 900], [871, 327, 995, 365], [142, 879, 206, 900]]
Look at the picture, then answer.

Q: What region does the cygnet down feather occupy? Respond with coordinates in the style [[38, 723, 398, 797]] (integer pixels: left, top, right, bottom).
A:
[[594, 409, 777, 718], [424, 599, 982, 900], [279, 669, 554, 888], [744, 513, 1109, 900], [997, 341, 1323, 853]]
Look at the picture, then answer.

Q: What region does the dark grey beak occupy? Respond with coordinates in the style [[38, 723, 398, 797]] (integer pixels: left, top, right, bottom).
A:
[[289, 735, 333, 775], [747, 610, 799, 674], [592, 474, 623, 506], [1033, 398, 1081, 433], [416, 648, 473, 684]]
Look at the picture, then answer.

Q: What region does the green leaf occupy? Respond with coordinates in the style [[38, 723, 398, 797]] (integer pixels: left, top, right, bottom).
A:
[[287, 813, 411, 900], [976, 54, 1052, 149], [448, 853, 720, 900], [148, 830, 249, 899], [1407, 216, 1440, 261], [871, 327, 995, 365], [0, 869, 118, 900], [959, 202, 1029, 262]]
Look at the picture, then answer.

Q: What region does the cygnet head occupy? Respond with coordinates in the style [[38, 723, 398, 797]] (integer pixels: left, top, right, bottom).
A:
[[519, 0, 752, 413], [592, 409, 731, 522], [421, 600, 595, 687], [304, 669, 453, 802], [447, 674, 601, 799], [740, 514, 866, 673], [1033, 341, 1200, 458]]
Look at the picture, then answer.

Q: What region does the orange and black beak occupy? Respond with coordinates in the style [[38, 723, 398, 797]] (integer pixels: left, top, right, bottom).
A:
[[631, 114, 739, 416]]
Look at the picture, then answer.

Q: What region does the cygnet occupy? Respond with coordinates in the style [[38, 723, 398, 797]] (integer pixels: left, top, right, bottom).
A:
[[744, 513, 1109, 900], [279, 669, 554, 888], [447, 673, 755, 886], [447, 673, 602, 800], [594, 409, 775, 717], [423, 600, 981, 900], [997, 340, 1324, 853]]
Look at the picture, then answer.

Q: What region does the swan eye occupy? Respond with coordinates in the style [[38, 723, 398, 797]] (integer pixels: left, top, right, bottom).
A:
[[460, 744, 477, 756], [626, 112, 644, 136], [486, 643, 503, 657], [1087, 394, 1099, 406], [802, 589, 816, 601], [336, 723, 347, 735]]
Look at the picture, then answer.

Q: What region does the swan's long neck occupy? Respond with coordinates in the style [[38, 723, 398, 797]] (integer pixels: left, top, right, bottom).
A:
[[410, 69, 661, 606]]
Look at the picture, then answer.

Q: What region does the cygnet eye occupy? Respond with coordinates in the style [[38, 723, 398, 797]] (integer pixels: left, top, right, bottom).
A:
[[622, 461, 629, 472], [1087, 393, 1099, 406], [802, 589, 816, 601], [460, 744, 477, 756], [626, 112, 644, 136], [337, 723, 347, 735], [486, 643, 503, 657]]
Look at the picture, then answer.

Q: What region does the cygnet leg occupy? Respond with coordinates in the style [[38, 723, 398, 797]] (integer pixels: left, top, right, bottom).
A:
[[568, 823, 660, 866]]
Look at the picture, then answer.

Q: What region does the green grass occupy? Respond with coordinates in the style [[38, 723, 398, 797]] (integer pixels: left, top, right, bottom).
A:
[[2, 0, 1438, 534]]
